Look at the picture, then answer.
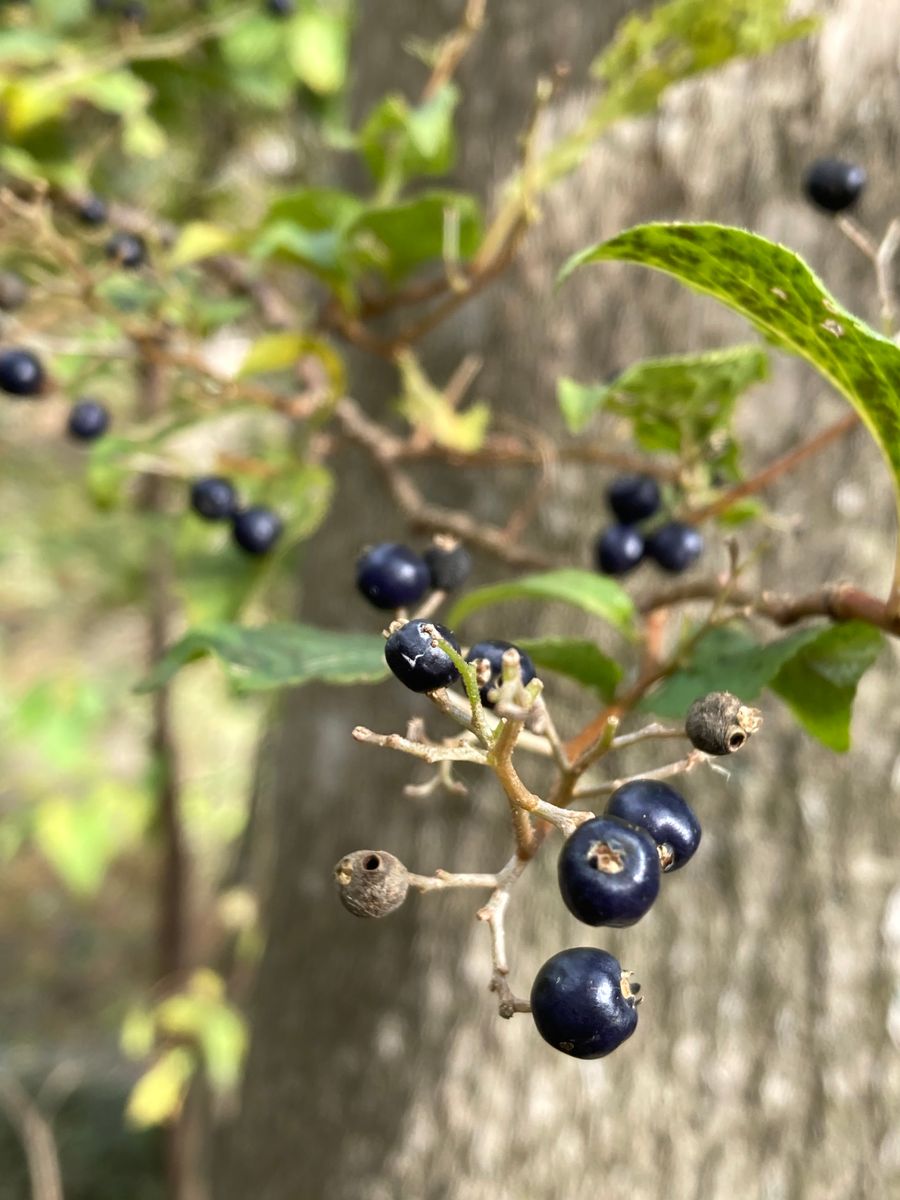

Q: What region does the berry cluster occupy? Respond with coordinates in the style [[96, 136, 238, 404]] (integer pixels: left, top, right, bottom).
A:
[[337, 573, 759, 1059], [190, 476, 283, 556], [356, 538, 473, 611], [595, 473, 703, 577]]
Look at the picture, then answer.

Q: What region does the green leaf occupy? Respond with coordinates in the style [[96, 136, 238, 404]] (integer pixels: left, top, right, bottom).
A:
[[169, 222, 239, 268], [359, 85, 458, 187], [770, 622, 882, 752], [395, 350, 489, 453], [558, 345, 769, 453], [560, 223, 900, 518], [641, 621, 882, 750], [238, 332, 310, 376], [349, 191, 482, 282], [286, 11, 347, 95], [126, 1047, 195, 1129], [592, 0, 816, 122], [516, 637, 623, 701], [33, 782, 149, 895], [448, 569, 635, 634], [140, 624, 390, 692]]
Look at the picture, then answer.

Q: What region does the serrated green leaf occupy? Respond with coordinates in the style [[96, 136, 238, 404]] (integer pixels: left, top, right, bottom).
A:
[[516, 637, 623, 700], [770, 622, 882, 751], [558, 345, 768, 453], [349, 191, 482, 282], [139, 624, 389, 692], [448, 569, 635, 634], [560, 223, 900, 539]]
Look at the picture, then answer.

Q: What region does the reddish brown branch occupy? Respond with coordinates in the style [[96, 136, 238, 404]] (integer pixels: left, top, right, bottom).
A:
[[687, 411, 859, 523]]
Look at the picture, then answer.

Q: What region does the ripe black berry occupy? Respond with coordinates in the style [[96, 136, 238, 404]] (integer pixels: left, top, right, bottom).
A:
[[76, 195, 108, 226], [190, 476, 237, 522], [803, 158, 867, 214], [606, 474, 661, 524], [645, 521, 703, 573], [606, 779, 701, 872], [266, 0, 295, 14], [531, 947, 639, 1059], [231, 506, 283, 555], [0, 348, 45, 397], [558, 815, 660, 927], [356, 543, 430, 610], [67, 399, 110, 441], [423, 538, 472, 592], [594, 525, 644, 575], [465, 640, 536, 707], [105, 231, 147, 269], [384, 620, 461, 693]]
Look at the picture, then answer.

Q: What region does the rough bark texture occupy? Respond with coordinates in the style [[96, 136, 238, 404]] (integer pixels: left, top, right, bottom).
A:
[[218, 2, 900, 1197]]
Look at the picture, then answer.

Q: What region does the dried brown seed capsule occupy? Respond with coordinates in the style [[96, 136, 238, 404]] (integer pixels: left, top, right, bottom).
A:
[[333, 850, 409, 919], [685, 691, 762, 756]]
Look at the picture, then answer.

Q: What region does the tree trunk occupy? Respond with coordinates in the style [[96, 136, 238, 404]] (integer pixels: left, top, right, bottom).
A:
[[218, 3, 900, 1197]]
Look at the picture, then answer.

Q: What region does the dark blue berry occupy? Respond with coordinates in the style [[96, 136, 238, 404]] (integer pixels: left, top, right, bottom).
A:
[[190, 476, 237, 521], [606, 474, 661, 524], [76, 195, 108, 226], [530, 947, 639, 1059], [423, 540, 472, 591], [356, 543, 430, 610], [803, 158, 866, 214], [558, 815, 660, 927], [384, 620, 461, 693], [645, 521, 703, 573], [67, 399, 110, 441], [0, 348, 44, 397], [606, 779, 701, 872], [465, 640, 536, 707], [266, 0, 295, 13], [232, 506, 283, 555], [595, 525, 644, 575], [105, 231, 147, 269]]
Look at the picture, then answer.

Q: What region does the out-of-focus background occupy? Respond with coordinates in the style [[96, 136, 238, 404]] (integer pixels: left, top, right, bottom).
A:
[[3, 1, 900, 1198]]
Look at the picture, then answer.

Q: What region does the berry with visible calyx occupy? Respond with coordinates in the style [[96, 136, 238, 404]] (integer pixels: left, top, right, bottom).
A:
[[423, 537, 472, 592], [606, 779, 701, 872], [232, 506, 283, 555], [595, 525, 644, 575], [606, 474, 661, 524], [465, 640, 536, 707], [190, 476, 237, 521], [803, 158, 866, 214], [645, 521, 703, 573], [531, 947, 639, 1059], [0, 348, 45, 397], [266, 0, 295, 14], [384, 620, 461, 693], [105, 231, 147, 269], [356, 543, 430, 610], [558, 815, 660, 927], [76, 195, 108, 226], [67, 399, 110, 441]]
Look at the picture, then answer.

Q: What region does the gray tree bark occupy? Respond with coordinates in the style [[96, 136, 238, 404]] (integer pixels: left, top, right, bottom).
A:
[[218, 2, 900, 1197]]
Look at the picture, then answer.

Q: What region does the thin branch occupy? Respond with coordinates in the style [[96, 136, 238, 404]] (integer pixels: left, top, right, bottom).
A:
[[639, 577, 900, 637], [408, 869, 498, 892], [608, 722, 686, 750], [0, 1077, 64, 1200], [685, 410, 859, 524], [574, 749, 713, 800], [421, 0, 487, 101], [352, 725, 487, 765]]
